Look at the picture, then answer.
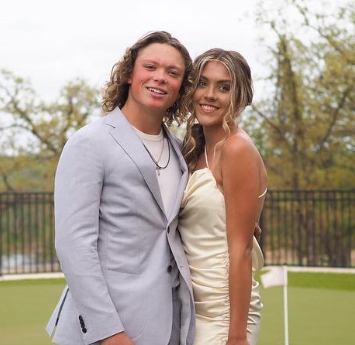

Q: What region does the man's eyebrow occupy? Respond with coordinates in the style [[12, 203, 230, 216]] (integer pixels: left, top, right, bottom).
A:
[[140, 59, 183, 70], [168, 65, 183, 70]]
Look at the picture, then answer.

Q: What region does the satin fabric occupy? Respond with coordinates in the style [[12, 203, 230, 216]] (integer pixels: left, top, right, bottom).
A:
[[179, 168, 263, 345]]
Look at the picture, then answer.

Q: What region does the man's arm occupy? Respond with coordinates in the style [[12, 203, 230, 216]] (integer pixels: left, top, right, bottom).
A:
[[54, 130, 124, 344]]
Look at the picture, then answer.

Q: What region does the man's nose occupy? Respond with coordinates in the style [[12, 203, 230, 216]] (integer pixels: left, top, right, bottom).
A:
[[153, 69, 167, 83]]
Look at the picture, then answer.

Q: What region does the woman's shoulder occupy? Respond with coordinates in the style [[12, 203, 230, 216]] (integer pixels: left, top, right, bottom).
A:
[[221, 129, 259, 161]]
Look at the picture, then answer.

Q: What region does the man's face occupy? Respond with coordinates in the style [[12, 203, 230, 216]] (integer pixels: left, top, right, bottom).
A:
[[127, 43, 185, 115]]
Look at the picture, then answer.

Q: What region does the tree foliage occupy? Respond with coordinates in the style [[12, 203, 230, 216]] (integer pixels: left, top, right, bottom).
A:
[[1, 0, 355, 191], [247, 0, 355, 189], [0, 70, 100, 191]]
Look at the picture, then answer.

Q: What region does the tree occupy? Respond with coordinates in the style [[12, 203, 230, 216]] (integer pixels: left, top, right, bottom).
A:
[[0, 70, 100, 191], [244, 0, 355, 266], [247, 0, 355, 190]]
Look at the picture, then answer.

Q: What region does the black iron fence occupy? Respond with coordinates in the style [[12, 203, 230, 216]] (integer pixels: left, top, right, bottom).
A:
[[0, 192, 60, 275], [259, 190, 355, 267], [0, 190, 354, 275]]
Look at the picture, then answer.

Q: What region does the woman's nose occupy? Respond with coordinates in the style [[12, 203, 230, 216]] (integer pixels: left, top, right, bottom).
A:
[[204, 86, 216, 100]]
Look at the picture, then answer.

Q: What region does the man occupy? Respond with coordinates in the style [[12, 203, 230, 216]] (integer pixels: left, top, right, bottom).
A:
[[46, 31, 195, 345]]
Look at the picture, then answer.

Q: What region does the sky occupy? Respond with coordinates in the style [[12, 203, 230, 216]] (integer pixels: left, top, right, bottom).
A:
[[1, 0, 265, 102]]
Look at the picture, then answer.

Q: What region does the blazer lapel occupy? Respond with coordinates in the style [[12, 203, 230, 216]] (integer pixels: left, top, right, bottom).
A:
[[105, 108, 166, 218], [163, 125, 189, 224]]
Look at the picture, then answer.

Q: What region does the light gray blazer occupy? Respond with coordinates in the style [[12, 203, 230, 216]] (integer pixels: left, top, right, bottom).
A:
[[46, 108, 195, 345]]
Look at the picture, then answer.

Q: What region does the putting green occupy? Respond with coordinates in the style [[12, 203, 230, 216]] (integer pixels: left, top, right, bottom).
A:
[[0, 279, 65, 345], [259, 286, 355, 345], [0, 273, 354, 345]]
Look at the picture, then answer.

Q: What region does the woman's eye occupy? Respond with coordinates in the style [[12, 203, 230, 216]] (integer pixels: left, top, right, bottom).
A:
[[219, 85, 230, 92], [198, 80, 207, 87], [169, 70, 179, 77], [145, 65, 155, 70]]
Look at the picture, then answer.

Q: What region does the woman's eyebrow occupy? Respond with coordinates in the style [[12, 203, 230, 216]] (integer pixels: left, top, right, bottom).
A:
[[199, 75, 231, 83]]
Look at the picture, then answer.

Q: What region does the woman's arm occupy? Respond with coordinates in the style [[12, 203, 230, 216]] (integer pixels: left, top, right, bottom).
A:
[[221, 135, 261, 345]]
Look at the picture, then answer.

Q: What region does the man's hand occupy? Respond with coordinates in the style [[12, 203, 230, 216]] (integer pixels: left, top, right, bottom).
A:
[[254, 223, 262, 242], [101, 332, 135, 345]]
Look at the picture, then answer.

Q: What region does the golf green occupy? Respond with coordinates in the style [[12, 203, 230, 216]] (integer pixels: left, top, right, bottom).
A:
[[259, 286, 354, 345], [0, 279, 65, 345], [0, 273, 354, 345]]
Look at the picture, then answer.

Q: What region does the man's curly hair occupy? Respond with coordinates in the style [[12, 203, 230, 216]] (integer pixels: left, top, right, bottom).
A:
[[102, 31, 192, 126]]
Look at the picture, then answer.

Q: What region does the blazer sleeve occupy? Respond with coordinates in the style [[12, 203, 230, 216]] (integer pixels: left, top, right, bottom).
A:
[[54, 129, 124, 344]]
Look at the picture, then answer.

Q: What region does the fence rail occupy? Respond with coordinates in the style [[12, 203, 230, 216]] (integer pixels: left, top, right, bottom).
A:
[[0, 190, 354, 275]]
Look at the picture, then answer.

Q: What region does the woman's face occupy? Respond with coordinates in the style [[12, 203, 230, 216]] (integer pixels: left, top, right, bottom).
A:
[[193, 60, 232, 129]]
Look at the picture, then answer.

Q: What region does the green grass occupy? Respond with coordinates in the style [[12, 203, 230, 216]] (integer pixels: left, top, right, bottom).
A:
[[259, 286, 355, 345], [256, 271, 355, 291], [0, 273, 354, 345], [287, 272, 355, 291], [258, 271, 355, 345], [0, 279, 65, 345]]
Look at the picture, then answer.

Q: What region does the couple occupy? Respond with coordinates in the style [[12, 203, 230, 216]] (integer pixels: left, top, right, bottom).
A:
[[46, 31, 267, 345]]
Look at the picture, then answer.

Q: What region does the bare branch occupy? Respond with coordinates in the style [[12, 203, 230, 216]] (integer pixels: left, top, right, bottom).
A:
[[251, 105, 292, 150], [0, 165, 15, 192], [316, 86, 352, 155]]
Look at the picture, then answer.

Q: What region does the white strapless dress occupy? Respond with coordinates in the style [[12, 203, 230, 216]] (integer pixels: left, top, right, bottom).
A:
[[179, 168, 264, 345]]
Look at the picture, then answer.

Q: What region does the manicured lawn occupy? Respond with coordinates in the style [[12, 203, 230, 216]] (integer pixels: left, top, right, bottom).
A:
[[0, 279, 65, 345], [0, 272, 354, 345], [259, 287, 354, 344]]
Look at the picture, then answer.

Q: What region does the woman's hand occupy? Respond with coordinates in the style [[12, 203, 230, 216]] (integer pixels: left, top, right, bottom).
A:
[[226, 338, 250, 345], [254, 223, 262, 242]]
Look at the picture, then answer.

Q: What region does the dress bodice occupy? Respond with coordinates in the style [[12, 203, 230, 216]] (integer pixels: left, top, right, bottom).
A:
[[179, 168, 264, 273]]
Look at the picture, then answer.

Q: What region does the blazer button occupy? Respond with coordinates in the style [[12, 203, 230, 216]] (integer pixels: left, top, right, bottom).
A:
[[167, 265, 173, 273], [78, 315, 86, 328], [82, 327, 87, 333]]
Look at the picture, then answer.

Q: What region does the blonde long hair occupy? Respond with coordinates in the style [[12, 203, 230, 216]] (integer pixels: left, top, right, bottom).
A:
[[182, 48, 254, 171], [102, 31, 192, 126]]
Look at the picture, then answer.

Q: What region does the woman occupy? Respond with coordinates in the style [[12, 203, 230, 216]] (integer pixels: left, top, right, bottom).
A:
[[179, 49, 267, 345]]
